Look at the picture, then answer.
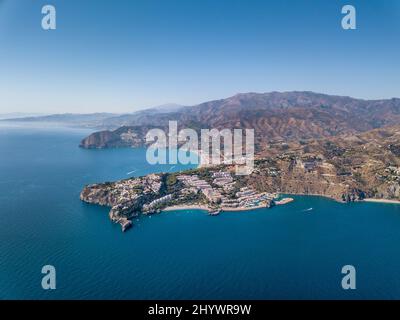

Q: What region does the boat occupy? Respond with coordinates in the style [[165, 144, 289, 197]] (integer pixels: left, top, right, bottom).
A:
[[208, 209, 221, 216]]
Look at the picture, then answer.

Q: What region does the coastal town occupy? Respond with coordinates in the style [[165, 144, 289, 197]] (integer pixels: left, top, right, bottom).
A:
[[80, 166, 294, 232], [175, 171, 279, 212]]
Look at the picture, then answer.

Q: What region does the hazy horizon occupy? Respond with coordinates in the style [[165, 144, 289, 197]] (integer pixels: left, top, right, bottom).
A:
[[1, 0, 400, 114], [3, 90, 400, 116]]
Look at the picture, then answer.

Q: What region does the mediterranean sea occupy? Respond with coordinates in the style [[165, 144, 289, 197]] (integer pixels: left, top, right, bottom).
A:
[[1, 123, 400, 299]]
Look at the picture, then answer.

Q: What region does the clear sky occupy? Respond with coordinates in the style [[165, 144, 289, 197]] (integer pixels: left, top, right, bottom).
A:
[[0, 0, 399, 114]]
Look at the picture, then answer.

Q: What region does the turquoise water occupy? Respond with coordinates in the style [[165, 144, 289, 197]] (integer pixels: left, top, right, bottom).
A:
[[1, 124, 400, 299]]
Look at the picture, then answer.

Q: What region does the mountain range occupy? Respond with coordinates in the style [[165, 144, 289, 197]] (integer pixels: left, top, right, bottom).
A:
[[1, 104, 186, 129], [5, 91, 400, 151], [76, 91, 400, 149]]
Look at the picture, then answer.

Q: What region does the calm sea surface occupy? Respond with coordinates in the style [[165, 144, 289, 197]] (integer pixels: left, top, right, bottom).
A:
[[1, 123, 400, 299]]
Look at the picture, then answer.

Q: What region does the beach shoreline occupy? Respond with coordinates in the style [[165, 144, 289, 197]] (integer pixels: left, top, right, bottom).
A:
[[163, 199, 290, 214], [363, 198, 400, 204], [162, 203, 271, 213], [162, 204, 212, 212], [221, 204, 269, 212]]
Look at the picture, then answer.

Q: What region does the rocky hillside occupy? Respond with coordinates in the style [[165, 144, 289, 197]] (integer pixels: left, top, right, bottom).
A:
[[79, 91, 400, 149], [252, 125, 400, 200]]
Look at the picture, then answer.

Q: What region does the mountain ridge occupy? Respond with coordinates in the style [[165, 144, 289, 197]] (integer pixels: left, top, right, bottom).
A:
[[79, 91, 400, 149]]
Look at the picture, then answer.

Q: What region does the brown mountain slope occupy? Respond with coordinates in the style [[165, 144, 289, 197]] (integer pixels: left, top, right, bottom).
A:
[[80, 91, 400, 149], [251, 125, 400, 201]]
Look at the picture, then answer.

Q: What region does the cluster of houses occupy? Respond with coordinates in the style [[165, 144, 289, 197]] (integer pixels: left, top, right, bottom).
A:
[[143, 174, 162, 194], [212, 171, 236, 191], [177, 174, 222, 203], [221, 187, 275, 209], [100, 168, 287, 232], [112, 179, 143, 204], [105, 174, 164, 207], [176, 171, 276, 209], [142, 194, 174, 212]]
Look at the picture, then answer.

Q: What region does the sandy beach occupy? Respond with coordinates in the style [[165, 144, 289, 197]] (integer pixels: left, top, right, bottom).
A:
[[364, 198, 400, 204], [163, 203, 270, 213], [163, 194, 297, 214], [163, 204, 212, 212], [221, 204, 268, 212]]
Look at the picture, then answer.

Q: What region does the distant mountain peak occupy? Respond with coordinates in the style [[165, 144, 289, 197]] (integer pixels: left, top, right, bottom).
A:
[[150, 103, 185, 113]]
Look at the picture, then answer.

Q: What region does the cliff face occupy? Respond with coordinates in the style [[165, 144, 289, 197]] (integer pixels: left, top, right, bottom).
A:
[[80, 183, 121, 207], [79, 125, 162, 149], [251, 125, 400, 202], [80, 183, 145, 231], [80, 175, 164, 231], [79, 130, 129, 149]]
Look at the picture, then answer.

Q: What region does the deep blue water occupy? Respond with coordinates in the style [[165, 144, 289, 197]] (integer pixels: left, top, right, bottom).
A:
[[1, 124, 400, 299]]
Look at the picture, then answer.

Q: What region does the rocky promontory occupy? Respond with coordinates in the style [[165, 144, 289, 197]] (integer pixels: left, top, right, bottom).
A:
[[80, 174, 163, 231]]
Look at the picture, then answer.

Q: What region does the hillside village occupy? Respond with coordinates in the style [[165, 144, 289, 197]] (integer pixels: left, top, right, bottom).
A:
[[80, 165, 286, 232]]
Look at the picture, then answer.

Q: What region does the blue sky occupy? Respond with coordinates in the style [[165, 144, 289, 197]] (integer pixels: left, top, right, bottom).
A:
[[0, 0, 399, 113]]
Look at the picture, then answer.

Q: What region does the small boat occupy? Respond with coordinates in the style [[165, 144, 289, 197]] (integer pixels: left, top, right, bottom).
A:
[[209, 209, 221, 216], [302, 207, 313, 212]]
